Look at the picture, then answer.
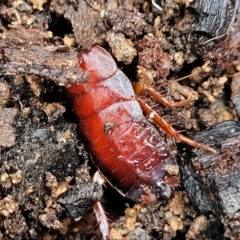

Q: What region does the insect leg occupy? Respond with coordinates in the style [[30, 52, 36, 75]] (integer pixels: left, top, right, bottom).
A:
[[145, 87, 193, 107], [92, 171, 110, 240], [134, 82, 193, 107], [152, 0, 162, 11], [137, 97, 217, 154]]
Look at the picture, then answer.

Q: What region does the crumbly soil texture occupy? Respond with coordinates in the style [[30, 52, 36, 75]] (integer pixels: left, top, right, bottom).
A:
[[0, 0, 240, 239]]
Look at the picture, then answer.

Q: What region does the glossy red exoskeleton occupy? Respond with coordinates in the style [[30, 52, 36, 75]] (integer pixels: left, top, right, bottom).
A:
[[66, 45, 216, 203]]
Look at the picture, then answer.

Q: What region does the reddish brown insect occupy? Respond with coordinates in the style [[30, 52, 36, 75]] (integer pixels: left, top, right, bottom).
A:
[[66, 45, 216, 203]]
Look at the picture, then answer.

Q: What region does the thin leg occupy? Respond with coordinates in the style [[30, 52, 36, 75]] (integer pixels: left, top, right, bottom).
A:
[[145, 87, 193, 107], [134, 82, 193, 107], [93, 171, 107, 185], [152, 0, 162, 11], [93, 202, 109, 240], [137, 97, 217, 154], [93, 171, 109, 240]]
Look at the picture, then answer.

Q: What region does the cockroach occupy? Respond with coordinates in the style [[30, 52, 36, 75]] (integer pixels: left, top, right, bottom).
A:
[[66, 45, 215, 201], [66, 45, 216, 238]]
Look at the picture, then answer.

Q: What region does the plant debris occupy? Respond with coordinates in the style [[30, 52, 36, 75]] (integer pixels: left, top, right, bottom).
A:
[[0, 0, 240, 239]]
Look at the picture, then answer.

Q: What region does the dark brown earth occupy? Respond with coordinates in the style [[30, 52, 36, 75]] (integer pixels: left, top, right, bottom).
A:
[[0, 0, 240, 239]]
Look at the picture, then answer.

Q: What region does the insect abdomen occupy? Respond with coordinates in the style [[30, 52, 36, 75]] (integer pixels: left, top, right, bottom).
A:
[[67, 45, 178, 201]]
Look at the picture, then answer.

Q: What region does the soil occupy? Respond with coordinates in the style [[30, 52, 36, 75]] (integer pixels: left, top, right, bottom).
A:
[[0, 0, 240, 239]]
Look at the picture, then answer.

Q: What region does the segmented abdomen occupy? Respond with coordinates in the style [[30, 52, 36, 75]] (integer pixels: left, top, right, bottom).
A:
[[67, 45, 178, 201]]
